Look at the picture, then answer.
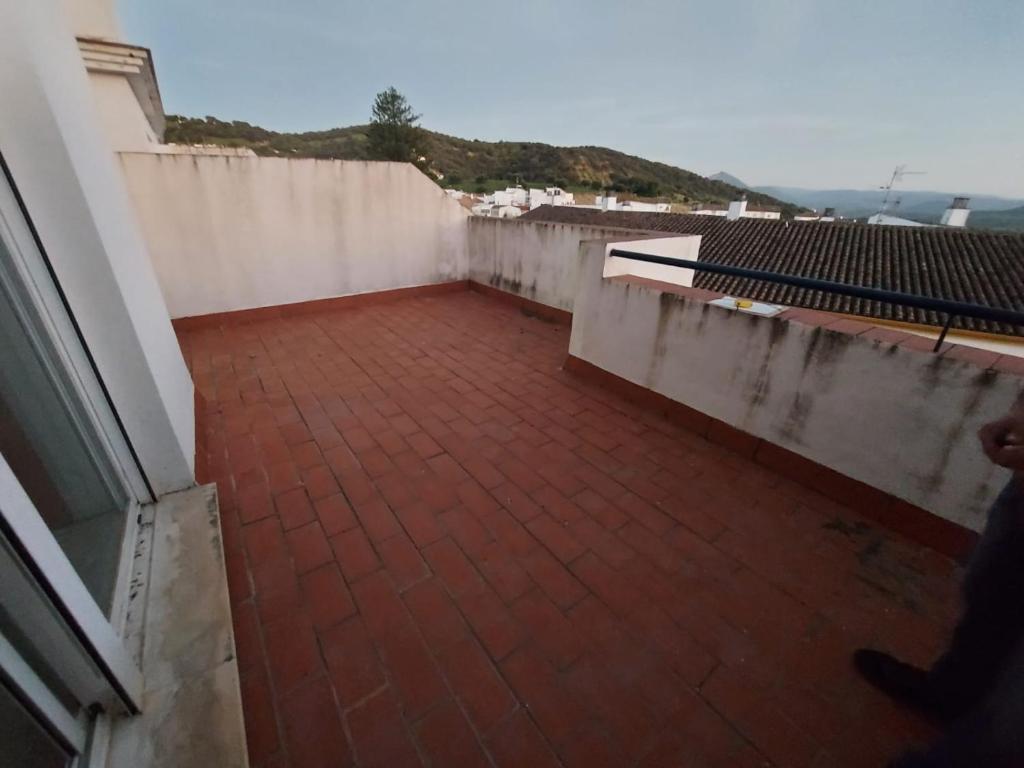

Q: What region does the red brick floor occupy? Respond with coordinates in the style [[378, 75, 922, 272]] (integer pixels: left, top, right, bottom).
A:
[[179, 290, 964, 768]]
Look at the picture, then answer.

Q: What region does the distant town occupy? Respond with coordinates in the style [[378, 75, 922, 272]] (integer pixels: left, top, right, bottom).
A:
[[454, 183, 977, 230]]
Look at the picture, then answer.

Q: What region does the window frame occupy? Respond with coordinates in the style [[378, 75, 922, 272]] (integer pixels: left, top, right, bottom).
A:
[[0, 164, 149, 719], [0, 161, 152, 630], [0, 631, 90, 757], [0, 456, 143, 714]]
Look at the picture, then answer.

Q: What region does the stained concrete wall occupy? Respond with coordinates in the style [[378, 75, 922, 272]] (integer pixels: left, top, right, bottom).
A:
[[570, 239, 1021, 531], [119, 154, 470, 318], [469, 218, 642, 312]]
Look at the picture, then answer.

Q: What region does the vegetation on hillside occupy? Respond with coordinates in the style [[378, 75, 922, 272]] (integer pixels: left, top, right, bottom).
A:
[[967, 206, 1024, 232], [165, 114, 804, 214], [903, 206, 1024, 232]]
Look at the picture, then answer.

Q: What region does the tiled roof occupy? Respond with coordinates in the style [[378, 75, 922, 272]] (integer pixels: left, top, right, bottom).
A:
[[521, 206, 1024, 336]]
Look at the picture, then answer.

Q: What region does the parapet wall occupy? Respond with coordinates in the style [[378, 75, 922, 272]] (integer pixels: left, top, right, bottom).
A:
[[120, 154, 470, 319], [568, 237, 1022, 534]]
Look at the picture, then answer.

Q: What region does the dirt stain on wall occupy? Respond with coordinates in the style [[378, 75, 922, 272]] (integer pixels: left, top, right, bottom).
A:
[[918, 367, 997, 496], [646, 292, 680, 387]]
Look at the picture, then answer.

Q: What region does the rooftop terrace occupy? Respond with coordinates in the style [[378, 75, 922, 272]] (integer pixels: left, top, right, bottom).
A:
[[183, 289, 961, 768], [8, 9, 1023, 767]]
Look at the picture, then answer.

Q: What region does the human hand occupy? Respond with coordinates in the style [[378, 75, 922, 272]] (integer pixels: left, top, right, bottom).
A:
[[979, 411, 1024, 471]]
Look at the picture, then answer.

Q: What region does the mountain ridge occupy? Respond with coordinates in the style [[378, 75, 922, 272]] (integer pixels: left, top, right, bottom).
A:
[[702, 171, 1024, 230], [163, 115, 805, 215], [707, 171, 748, 189], [752, 184, 1024, 230]]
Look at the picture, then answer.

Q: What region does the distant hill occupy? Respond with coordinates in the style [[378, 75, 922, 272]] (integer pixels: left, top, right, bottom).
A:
[[967, 206, 1024, 232], [754, 184, 1024, 230], [164, 115, 805, 215], [707, 171, 748, 189]]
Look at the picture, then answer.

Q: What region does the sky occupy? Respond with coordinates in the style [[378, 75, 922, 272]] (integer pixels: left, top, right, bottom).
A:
[[119, 0, 1024, 198]]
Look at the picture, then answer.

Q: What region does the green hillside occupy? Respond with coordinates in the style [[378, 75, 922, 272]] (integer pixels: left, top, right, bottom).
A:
[[965, 206, 1024, 232], [164, 115, 804, 215]]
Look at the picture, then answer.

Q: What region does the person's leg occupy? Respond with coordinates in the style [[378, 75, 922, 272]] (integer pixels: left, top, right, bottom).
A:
[[926, 477, 1024, 718], [855, 478, 1024, 721], [890, 636, 1024, 767]]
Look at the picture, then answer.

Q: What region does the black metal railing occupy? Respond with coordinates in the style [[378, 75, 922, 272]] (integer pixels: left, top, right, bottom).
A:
[[608, 249, 1024, 351]]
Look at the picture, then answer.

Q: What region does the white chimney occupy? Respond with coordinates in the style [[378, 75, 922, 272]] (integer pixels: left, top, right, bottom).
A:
[[726, 195, 748, 221], [940, 197, 970, 228], [603, 195, 617, 211]]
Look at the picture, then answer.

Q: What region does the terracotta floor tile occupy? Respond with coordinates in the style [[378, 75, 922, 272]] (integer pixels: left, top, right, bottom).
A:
[[320, 617, 385, 708], [180, 291, 959, 768], [413, 699, 491, 768]]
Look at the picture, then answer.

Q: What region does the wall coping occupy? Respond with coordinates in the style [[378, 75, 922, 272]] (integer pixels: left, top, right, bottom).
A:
[[609, 275, 1024, 378]]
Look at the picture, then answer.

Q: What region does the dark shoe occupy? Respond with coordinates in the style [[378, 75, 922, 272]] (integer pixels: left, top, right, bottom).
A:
[[853, 649, 940, 718]]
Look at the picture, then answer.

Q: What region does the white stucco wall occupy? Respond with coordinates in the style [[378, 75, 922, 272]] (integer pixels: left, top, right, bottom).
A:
[[63, 0, 121, 39], [468, 218, 643, 312], [119, 154, 470, 318], [602, 236, 699, 285], [0, 2, 194, 494], [86, 71, 159, 152], [569, 239, 1020, 531]]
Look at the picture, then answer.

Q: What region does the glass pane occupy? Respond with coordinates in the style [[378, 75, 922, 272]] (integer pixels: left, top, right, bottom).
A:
[[0, 533, 80, 714], [0, 681, 74, 768], [0, 237, 129, 616]]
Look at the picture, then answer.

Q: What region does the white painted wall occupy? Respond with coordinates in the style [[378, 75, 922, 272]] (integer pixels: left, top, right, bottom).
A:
[[0, 2, 194, 493], [468, 219, 699, 313], [602, 236, 699, 286], [490, 188, 528, 206], [620, 201, 671, 213], [119, 154, 470, 318], [727, 199, 747, 220], [490, 205, 522, 219], [85, 72, 159, 152], [941, 207, 970, 228], [569, 238, 1019, 531], [692, 207, 780, 220], [468, 218, 637, 312], [62, 0, 121, 39]]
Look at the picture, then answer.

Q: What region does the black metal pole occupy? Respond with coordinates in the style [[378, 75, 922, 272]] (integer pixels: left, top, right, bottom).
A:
[[934, 314, 956, 352], [607, 249, 1024, 329]]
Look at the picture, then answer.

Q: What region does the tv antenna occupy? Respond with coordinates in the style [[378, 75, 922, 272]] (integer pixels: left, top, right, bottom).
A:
[[876, 164, 926, 219]]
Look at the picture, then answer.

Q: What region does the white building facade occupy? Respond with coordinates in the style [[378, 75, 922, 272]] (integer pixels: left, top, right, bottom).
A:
[[868, 198, 971, 229], [528, 187, 575, 208], [691, 198, 781, 220], [591, 195, 670, 213]]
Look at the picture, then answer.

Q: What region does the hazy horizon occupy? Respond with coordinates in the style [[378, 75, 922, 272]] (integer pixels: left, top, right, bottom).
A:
[[120, 0, 1023, 198]]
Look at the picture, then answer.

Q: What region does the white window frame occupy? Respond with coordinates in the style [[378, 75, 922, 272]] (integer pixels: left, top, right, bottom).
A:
[[0, 167, 150, 632], [0, 631, 89, 757], [0, 170, 151, 505], [0, 166, 150, 723], [0, 456, 143, 714]]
